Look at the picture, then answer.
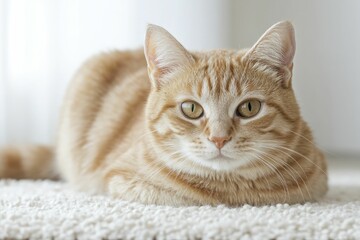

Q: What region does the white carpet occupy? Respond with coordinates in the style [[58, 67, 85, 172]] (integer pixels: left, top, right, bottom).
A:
[[0, 159, 359, 240]]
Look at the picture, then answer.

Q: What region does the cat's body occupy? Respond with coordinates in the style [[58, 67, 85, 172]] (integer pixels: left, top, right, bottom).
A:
[[0, 21, 328, 206]]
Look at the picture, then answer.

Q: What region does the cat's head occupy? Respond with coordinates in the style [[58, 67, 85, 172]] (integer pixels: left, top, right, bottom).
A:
[[144, 21, 300, 173]]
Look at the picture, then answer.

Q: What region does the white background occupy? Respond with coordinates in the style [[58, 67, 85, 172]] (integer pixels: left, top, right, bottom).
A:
[[1, 0, 359, 156]]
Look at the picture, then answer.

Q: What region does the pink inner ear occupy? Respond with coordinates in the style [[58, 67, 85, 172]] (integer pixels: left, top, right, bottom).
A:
[[282, 35, 296, 67], [244, 21, 296, 69], [144, 24, 195, 88], [145, 40, 157, 68], [152, 65, 172, 80]]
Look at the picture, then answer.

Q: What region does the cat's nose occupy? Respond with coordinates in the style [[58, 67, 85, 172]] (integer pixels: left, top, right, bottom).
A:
[[208, 136, 232, 149]]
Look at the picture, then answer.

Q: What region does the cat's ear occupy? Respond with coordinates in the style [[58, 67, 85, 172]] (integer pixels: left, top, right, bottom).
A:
[[242, 21, 295, 87], [144, 24, 194, 89]]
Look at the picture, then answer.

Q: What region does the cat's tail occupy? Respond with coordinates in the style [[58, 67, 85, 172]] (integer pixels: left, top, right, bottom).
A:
[[0, 145, 58, 180]]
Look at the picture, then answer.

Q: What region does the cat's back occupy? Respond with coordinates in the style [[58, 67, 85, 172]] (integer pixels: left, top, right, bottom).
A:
[[57, 49, 150, 189], [73, 49, 147, 88]]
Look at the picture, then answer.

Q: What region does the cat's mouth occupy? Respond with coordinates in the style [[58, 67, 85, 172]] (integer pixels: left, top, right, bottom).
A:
[[191, 150, 253, 171], [208, 151, 234, 161]]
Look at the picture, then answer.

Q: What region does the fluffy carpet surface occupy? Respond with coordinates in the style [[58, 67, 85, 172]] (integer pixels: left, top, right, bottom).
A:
[[0, 160, 359, 240]]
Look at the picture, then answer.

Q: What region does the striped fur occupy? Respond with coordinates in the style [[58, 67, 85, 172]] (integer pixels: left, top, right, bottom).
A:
[[0, 21, 327, 206]]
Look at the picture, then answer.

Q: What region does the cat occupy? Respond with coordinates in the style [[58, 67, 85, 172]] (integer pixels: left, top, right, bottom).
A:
[[0, 21, 327, 206]]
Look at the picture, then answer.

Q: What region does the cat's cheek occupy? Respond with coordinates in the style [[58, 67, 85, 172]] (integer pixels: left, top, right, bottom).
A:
[[152, 117, 170, 135]]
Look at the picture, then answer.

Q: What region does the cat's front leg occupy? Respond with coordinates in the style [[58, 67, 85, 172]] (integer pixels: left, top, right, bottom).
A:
[[106, 172, 197, 206]]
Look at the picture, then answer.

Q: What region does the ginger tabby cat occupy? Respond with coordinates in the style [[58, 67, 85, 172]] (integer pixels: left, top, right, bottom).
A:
[[0, 21, 327, 206]]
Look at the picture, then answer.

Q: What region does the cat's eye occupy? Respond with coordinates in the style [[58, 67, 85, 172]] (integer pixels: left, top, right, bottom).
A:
[[181, 101, 204, 119], [236, 99, 261, 118]]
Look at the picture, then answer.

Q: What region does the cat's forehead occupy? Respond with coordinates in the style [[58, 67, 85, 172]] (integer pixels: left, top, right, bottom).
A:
[[185, 49, 278, 98], [189, 50, 249, 98], [195, 50, 244, 69], [193, 50, 253, 83]]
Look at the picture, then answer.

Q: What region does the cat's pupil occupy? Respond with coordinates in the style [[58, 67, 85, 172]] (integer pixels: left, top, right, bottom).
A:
[[248, 102, 252, 111], [191, 104, 195, 112]]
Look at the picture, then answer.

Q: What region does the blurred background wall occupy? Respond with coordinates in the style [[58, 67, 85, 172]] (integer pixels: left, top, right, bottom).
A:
[[0, 0, 359, 156]]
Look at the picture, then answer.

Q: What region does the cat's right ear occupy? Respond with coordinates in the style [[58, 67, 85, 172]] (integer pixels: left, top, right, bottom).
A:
[[242, 21, 295, 88], [144, 24, 194, 89]]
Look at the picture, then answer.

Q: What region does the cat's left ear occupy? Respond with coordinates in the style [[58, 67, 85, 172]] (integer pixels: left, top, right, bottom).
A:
[[242, 21, 295, 88], [144, 24, 194, 89]]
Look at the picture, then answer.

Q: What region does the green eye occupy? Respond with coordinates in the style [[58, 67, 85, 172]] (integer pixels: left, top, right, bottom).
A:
[[181, 101, 204, 119], [237, 99, 261, 118]]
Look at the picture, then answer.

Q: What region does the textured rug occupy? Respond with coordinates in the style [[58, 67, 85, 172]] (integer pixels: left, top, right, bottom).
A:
[[0, 159, 359, 240]]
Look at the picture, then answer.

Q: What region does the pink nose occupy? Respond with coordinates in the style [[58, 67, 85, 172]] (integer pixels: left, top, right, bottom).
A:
[[208, 136, 232, 149]]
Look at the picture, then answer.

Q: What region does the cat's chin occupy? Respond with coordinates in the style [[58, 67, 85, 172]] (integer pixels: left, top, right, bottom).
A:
[[192, 154, 252, 172], [209, 155, 233, 161]]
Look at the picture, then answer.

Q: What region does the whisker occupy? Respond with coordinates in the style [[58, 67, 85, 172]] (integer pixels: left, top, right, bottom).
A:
[[247, 147, 290, 203], [287, 129, 338, 159], [256, 147, 307, 202], [139, 150, 187, 184], [255, 141, 328, 177], [259, 144, 312, 200], [133, 129, 158, 143], [245, 152, 272, 190]]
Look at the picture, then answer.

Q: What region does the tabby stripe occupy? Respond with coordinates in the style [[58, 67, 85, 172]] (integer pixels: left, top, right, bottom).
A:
[[0, 149, 23, 178], [213, 66, 221, 96], [158, 165, 218, 203], [225, 64, 234, 92], [204, 64, 213, 91], [223, 57, 231, 92], [148, 103, 177, 125], [267, 102, 298, 122], [197, 75, 203, 97], [90, 88, 148, 170], [78, 61, 125, 151]]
